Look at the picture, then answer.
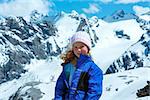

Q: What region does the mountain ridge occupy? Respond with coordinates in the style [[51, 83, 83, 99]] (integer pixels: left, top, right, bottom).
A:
[[102, 9, 138, 22]]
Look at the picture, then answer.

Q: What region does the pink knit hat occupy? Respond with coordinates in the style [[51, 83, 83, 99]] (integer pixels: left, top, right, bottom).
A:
[[70, 31, 92, 49]]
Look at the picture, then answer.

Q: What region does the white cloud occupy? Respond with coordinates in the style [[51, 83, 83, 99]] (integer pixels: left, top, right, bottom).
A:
[[100, 0, 113, 3], [0, 0, 54, 17], [94, 0, 149, 4], [55, 0, 64, 1], [92, 0, 113, 3], [116, 0, 150, 4], [133, 5, 150, 15], [82, 3, 101, 14]]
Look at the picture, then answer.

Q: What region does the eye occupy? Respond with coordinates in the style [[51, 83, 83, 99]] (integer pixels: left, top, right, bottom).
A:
[[73, 46, 78, 49], [81, 46, 84, 48]]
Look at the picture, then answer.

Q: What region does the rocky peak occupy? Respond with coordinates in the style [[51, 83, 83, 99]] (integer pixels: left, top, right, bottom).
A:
[[0, 14, 60, 84], [102, 10, 138, 22], [106, 30, 150, 74]]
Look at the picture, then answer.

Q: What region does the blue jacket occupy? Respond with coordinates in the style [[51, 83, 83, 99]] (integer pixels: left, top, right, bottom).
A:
[[55, 54, 103, 100]]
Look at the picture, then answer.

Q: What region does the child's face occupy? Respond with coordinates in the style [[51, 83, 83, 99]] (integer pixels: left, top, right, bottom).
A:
[[72, 42, 89, 58]]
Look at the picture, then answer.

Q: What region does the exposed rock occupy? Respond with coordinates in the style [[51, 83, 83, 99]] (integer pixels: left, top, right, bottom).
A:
[[9, 81, 44, 100], [136, 81, 150, 97]]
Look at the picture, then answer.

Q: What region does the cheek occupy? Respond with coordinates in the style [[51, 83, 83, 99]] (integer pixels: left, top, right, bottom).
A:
[[73, 48, 78, 55], [73, 48, 77, 53], [81, 49, 88, 54]]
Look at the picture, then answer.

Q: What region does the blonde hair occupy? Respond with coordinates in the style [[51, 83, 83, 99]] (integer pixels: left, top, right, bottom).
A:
[[60, 48, 92, 64], [60, 50, 76, 64]]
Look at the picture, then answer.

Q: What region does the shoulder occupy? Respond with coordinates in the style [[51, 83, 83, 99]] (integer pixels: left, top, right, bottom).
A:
[[85, 61, 100, 69], [87, 61, 103, 75]]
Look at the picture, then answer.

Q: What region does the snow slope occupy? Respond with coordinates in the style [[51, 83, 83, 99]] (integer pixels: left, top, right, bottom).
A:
[[0, 58, 62, 100], [101, 67, 150, 100], [91, 19, 144, 72], [0, 60, 149, 100]]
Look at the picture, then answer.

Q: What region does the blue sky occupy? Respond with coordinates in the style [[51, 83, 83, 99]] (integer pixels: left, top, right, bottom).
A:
[[0, 0, 149, 19], [52, 0, 149, 18]]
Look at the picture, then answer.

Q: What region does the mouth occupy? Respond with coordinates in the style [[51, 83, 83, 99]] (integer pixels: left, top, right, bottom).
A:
[[77, 53, 81, 55]]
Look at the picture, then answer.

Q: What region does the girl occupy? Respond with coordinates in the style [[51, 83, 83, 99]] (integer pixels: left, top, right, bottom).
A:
[[55, 31, 103, 100]]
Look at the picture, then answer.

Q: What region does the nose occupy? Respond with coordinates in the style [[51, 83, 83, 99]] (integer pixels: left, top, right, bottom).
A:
[[77, 48, 81, 53]]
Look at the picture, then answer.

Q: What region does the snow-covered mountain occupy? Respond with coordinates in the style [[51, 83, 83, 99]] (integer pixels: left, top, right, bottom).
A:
[[0, 10, 149, 100], [0, 15, 62, 84], [105, 17, 150, 74], [102, 10, 138, 22]]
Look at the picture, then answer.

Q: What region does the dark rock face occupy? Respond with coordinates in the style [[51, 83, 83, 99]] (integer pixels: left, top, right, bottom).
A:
[[0, 15, 60, 84], [105, 16, 150, 74], [0, 50, 29, 83], [76, 17, 99, 47], [136, 81, 150, 98], [9, 81, 44, 100], [115, 30, 130, 40], [105, 51, 144, 74], [136, 17, 150, 31], [106, 34, 149, 74]]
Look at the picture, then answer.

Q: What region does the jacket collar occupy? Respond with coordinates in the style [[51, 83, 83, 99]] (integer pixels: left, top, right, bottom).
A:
[[76, 54, 92, 68], [61, 54, 92, 68]]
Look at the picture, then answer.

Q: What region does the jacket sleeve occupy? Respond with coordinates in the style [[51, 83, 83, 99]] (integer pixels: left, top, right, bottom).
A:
[[54, 71, 66, 100], [84, 63, 103, 100]]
